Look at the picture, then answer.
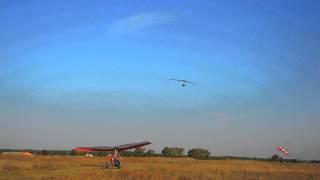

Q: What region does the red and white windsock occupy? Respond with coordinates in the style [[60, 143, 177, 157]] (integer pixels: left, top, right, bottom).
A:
[[277, 146, 289, 156]]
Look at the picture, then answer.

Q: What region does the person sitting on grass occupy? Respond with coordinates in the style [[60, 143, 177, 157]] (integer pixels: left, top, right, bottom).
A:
[[106, 154, 114, 168]]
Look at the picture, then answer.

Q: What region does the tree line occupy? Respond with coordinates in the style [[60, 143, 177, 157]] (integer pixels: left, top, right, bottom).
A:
[[69, 147, 210, 160], [0, 147, 210, 160], [1, 148, 319, 163]]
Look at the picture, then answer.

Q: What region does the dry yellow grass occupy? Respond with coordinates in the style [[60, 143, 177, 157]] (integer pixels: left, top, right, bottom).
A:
[[0, 155, 319, 180]]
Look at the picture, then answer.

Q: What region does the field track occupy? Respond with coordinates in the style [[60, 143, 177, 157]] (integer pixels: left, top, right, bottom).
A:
[[1, 155, 319, 179]]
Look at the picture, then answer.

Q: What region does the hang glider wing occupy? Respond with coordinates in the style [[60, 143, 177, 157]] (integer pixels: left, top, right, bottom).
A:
[[170, 79, 196, 85], [184, 80, 196, 85], [170, 78, 180, 81], [73, 141, 151, 152]]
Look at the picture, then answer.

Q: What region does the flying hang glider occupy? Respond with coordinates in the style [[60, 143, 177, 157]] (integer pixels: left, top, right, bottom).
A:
[[170, 79, 196, 87]]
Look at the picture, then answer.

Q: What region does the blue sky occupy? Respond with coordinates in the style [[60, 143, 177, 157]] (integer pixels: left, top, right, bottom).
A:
[[0, 0, 320, 159]]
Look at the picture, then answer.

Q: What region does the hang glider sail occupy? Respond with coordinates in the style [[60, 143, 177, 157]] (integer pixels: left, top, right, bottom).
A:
[[73, 141, 151, 152]]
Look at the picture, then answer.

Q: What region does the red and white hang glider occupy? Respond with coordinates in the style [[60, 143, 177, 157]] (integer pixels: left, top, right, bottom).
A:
[[73, 141, 151, 152]]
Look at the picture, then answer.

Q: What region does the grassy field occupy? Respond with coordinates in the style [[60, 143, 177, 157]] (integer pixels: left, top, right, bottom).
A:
[[0, 155, 319, 180]]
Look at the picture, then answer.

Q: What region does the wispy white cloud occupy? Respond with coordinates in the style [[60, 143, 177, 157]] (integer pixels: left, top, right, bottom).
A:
[[107, 12, 175, 36]]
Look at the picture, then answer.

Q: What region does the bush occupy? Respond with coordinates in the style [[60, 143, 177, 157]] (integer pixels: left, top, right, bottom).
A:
[[145, 149, 155, 157], [161, 147, 184, 157], [270, 154, 283, 162], [188, 148, 210, 160]]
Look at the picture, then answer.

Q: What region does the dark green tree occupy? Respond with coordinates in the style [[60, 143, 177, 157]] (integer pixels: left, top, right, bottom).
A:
[[145, 149, 155, 157], [161, 147, 184, 157], [188, 148, 210, 160]]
